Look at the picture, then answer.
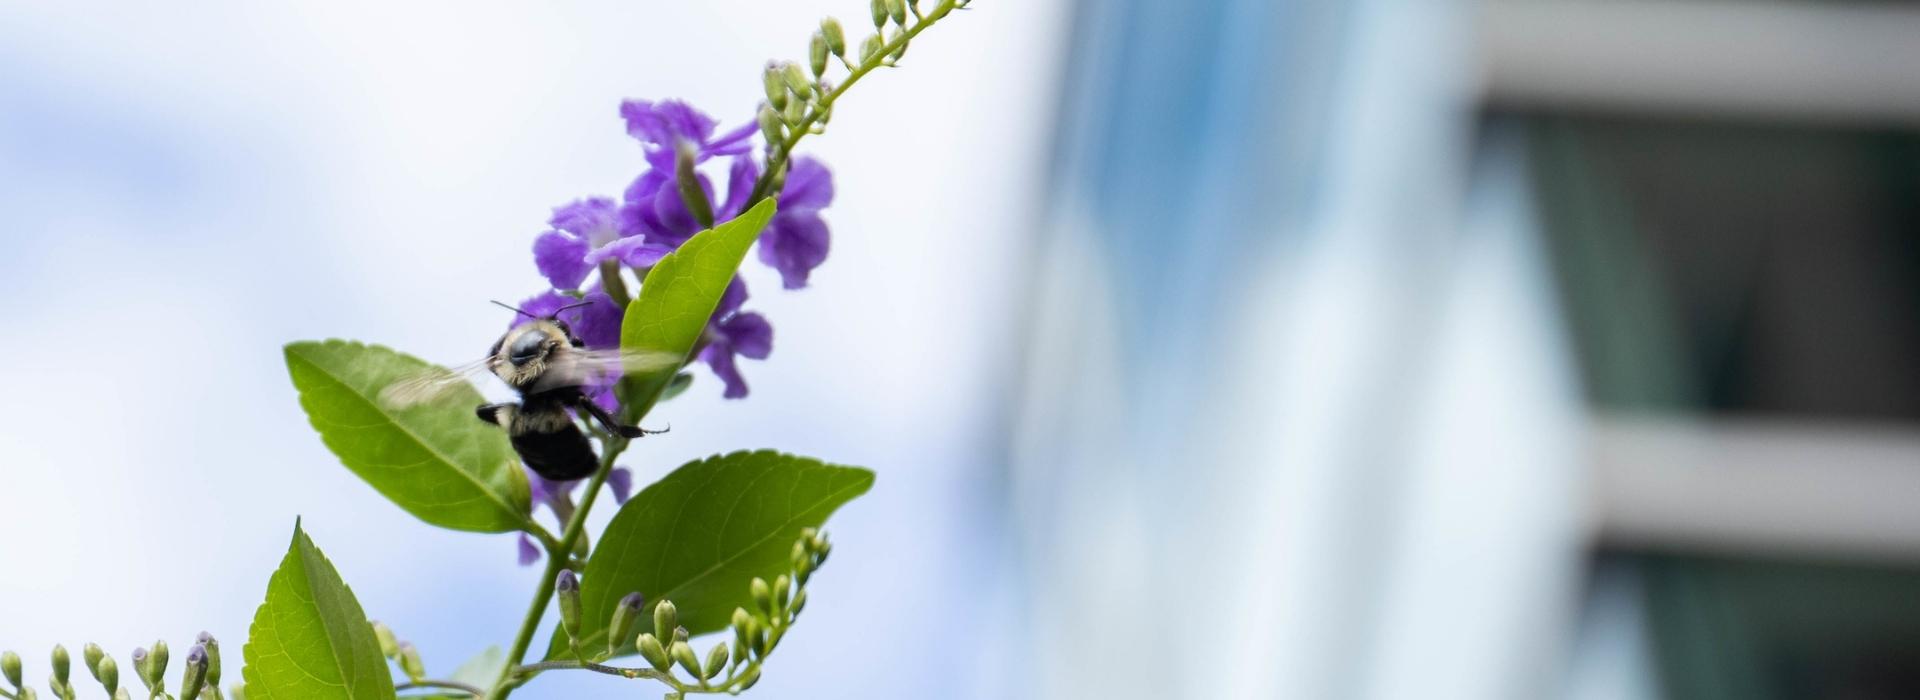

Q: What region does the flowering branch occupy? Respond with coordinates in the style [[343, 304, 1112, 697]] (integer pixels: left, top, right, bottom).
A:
[[514, 531, 833, 698], [745, 0, 971, 210], [492, 436, 632, 699], [233, 1, 957, 698]]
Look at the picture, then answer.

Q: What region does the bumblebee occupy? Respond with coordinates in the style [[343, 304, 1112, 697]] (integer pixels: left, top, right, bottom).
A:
[[383, 301, 671, 480]]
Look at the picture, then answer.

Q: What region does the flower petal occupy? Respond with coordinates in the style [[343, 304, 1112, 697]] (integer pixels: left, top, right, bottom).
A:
[[621, 170, 670, 238], [720, 155, 759, 220], [705, 121, 757, 158], [586, 236, 673, 269], [532, 231, 592, 290], [712, 275, 749, 320], [518, 533, 542, 566], [721, 312, 773, 360], [608, 467, 633, 505], [780, 157, 835, 211], [513, 291, 570, 327], [549, 197, 623, 246], [621, 99, 716, 150], [562, 292, 623, 349], [700, 343, 750, 399], [758, 212, 830, 289]]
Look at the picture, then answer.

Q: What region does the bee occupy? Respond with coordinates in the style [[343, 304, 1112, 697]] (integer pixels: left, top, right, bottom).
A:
[[381, 300, 674, 481]]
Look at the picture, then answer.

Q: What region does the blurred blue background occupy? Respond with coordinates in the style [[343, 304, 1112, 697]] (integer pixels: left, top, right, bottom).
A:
[[6, 0, 1920, 699]]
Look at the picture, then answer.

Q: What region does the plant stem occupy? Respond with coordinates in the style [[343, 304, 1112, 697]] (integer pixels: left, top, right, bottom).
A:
[[491, 436, 631, 699], [397, 679, 489, 697], [743, 0, 962, 209], [515, 660, 685, 688], [599, 260, 633, 306]]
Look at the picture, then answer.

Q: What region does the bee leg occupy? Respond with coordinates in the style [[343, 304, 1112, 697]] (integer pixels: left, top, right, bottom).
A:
[[576, 398, 667, 439], [476, 403, 514, 427]]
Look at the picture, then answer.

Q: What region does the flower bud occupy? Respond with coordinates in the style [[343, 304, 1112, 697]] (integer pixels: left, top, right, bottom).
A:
[[179, 645, 207, 700], [82, 645, 104, 684], [147, 641, 169, 690], [95, 656, 118, 694], [781, 63, 812, 100], [758, 105, 784, 145], [773, 574, 792, 613], [651, 599, 678, 645], [809, 33, 829, 78], [730, 608, 753, 649], [636, 634, 670, 674], [3, 650, 21, 688], [17, 686, 36, 700], [791, 589, 809, 616], [886, 0, 906, 26], [820, 18, 846, 56], [761, 65, 787, 111], [673, 142, 716, 229], [607, 592, 644, 657], [750, 577, 773, 616], [127, 648, 148, 691], [196, 633, 221, 685], [860, 34, 884, 63], [371, 621, 399, 658], [928, 0, 953, 21], [889, 26, 909, 60], [738, 666, 761, 691], [782, 98, 806, 129], [703, 643, 729, 680], [398, 643, 425, 682], [869, 0, 886, 28], [555, 569, 582, 643], [51, 645, 70, 685], [669, 641, 701, 680], [748, 623, 768, 658]]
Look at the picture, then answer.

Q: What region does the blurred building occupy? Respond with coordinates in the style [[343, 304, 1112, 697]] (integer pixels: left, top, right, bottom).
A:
[[1010, 1, 1920, 699]]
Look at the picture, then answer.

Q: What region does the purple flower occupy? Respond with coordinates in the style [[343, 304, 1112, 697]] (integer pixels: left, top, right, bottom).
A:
[[621, 99, 755, 170], [622, 155, 762, 250], [758, 157, 835, 289], [511, 290, 621, 349], [700, 278, 773, 399], [534, 198, 644, 290]]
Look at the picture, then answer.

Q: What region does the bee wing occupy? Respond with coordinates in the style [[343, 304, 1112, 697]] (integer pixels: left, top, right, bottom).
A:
[[379, 357, 492, 408], [526, 348, 685, 396]]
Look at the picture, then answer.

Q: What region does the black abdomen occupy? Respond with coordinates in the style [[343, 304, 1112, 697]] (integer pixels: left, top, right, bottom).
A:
[[512, 423, 598, 481]]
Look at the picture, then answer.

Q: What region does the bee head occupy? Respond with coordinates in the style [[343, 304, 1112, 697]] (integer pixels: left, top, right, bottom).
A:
[[488, 300, 592, 387]]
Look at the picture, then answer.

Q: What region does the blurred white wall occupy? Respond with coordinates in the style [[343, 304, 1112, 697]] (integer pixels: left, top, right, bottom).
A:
[[0, 1, 1065, 697]]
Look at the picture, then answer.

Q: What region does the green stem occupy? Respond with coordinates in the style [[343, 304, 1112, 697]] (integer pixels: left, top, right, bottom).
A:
[[743, 0, 962, 209], [599, 260, 632, 306], [491, 437, 630, 699], [514, 660, 686, 689]]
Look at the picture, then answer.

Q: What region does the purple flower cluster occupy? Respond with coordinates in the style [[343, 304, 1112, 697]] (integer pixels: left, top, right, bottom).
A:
[[522, 99, 835, 400], [509, 100, 832, 564]]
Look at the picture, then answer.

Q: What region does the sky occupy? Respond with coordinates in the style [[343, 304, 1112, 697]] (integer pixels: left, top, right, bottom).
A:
[[0, 1, 1065, 697]]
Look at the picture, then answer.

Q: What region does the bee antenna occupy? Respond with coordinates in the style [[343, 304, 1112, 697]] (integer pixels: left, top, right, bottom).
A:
[[550, 301, 596, 318], [490, 300, 537, 318]]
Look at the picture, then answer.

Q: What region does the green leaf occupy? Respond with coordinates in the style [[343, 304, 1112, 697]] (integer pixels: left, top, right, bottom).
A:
[[241, 521, 397, 700], [619, 199, 778, 419], [545, 450, 873, 659], [447, 646, 504, 690], [285, 340, 531, 533]]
